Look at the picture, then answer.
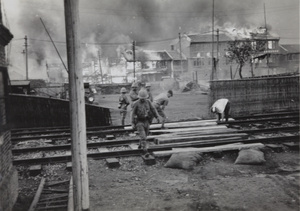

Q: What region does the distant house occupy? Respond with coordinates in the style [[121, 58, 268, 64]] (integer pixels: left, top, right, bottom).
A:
[[171, 31, 286, 83], [278, 44, 300, 73], [123, 50, 186, 82]]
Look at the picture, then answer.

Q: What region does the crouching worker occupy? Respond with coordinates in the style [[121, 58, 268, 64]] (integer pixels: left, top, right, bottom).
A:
[[153, 90, 173, 129], [131, 89, 160, 156], [211, 98, 231, 122], [118, 87, 130, 125]]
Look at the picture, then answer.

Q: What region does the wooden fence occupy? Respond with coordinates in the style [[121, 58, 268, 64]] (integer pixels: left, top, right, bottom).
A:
[[209, 75, 299, 116], [8, 94, 111, 129]]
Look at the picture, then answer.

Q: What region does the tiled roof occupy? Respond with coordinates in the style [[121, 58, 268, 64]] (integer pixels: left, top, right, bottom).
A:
[[280, 44, 300, 54], [188, 33, 234, 43], [167, 51, 187, 60]]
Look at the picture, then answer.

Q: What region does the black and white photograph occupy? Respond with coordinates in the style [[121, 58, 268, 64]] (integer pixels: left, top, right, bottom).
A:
[[0, 0, 299, 210]]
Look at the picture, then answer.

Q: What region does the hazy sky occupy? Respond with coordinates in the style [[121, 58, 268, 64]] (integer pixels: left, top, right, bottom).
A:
[[3, 0, 299, 79]]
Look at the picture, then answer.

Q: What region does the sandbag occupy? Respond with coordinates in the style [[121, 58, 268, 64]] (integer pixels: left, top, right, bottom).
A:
[[164, 152, 203, 170], [234, 148, 266, 165]]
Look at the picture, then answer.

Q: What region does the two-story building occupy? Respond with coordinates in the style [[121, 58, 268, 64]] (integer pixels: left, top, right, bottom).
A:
[[123, 49, 187, 82], [171, 30, 287, 85]]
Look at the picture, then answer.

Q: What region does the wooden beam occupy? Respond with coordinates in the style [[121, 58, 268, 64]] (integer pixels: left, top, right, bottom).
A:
[[156, 133, 248, 144], [28, 177, 46, 211], [68, 177, 73, 211], [153, 143, 265, 157]]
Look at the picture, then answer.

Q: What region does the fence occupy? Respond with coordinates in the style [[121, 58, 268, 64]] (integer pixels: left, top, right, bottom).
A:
[[209, 75, 299, 116], [8, 94, 111, 129]]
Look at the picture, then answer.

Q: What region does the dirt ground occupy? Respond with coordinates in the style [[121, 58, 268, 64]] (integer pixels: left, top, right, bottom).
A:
[[90, 90, 300, 211], [13, 90, 300, 211], [89, 150, 300, 211]]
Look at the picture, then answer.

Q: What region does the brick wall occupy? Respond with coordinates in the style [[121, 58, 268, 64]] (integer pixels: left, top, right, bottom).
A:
[[0, 9, 18, 210]]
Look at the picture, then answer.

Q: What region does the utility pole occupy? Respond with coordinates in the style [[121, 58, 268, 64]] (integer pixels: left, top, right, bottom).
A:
[[98, 49, 103, 84], [24, 35, 28, 80], [216, 28, 219, 80], [264, 3, 269, 75], [64, 0, 89, 210], [179, 32, 183, 75], [211, 0, 215, 80], [132, 41, 136, 81]]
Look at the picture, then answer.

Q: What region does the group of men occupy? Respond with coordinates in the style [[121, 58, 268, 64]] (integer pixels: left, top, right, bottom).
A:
[[118, 82, 173, 156]]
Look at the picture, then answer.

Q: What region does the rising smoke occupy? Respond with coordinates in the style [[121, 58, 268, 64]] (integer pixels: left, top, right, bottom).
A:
[[4, 0, 267, 79]]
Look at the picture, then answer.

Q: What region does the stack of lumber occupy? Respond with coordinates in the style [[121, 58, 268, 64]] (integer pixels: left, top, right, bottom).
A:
[[136, 119, 264, 157]]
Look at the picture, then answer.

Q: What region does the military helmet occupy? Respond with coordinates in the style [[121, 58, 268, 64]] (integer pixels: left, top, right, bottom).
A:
[[131, 82, 138, 88], [138, 89, 149, 99], [120, 87, 127, 93]]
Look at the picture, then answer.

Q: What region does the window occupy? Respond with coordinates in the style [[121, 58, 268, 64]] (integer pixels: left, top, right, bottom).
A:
[[287, 54, 293, 61], [193, 58, 204, 66], [171, 45, 174, 51], [268, 41, 276, 49]]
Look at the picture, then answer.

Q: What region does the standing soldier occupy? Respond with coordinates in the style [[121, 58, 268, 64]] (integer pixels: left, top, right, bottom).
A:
[[131, 89, 160, 156], [129, 82, 139, 107], [145, 83, 153, 102], [118, 87, 130, 126], [153, 90, 173, 129]]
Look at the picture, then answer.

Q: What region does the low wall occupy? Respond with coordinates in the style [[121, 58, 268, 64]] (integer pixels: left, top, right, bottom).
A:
[[209, 75, 299, 116], [96, 83, 132, 94], [8, 94, 111, 128]]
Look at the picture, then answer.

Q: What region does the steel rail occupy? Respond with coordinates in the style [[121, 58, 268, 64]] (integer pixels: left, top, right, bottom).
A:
[[13, 134, 299, 165], [11, 128, 134, 142], [12, 137, 155, 154], [11, 125, 126, 135], [12, 125, 299, 154], [217, 116, 299, 125], [232, 111, 299, 120], [11, 125, 299, 143]]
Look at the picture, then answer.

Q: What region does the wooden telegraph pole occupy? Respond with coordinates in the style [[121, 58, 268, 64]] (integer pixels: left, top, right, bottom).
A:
[[64, 0, 90, 210], [24, 35, 28, 80]]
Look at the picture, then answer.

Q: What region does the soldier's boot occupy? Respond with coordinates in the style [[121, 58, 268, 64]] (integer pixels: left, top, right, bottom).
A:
[[141, 141, 149, 157]]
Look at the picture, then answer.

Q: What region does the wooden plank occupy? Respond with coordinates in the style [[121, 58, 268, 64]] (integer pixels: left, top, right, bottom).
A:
[[157, 133, 249, 144], [157, 137, 242, 147], [150, 125, 228, 134], [105, 135, 115, 140], [106, 158, 120, 168], [66, 162, 72, 171], [68, 177, 73, 211], [39, 194, 68, 202], [124, 119, 219, 130], [29, 165, 42, 176], [148, 128, 238, 139], [141, 154, 156, 165], [129, 144, 139, 150], [28, 177, 46, 211], [153, 143, 265, 157], [45, 179, 70, 187]]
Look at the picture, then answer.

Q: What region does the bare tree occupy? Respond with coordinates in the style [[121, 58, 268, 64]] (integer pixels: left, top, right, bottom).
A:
[[227, 39, 266, 79]]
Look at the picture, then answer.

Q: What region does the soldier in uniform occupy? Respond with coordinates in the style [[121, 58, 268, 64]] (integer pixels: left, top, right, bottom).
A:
[[153, 90, 173, 129], [118, 87, 130, 126], [145, 83, 153, 102], [131, 89, 160, 156], [129, 82, 139, 107]]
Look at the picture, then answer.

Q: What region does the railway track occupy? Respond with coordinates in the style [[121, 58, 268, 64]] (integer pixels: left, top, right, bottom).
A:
[[11, 111, 299, 165], [27, 177, 72, 211]]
